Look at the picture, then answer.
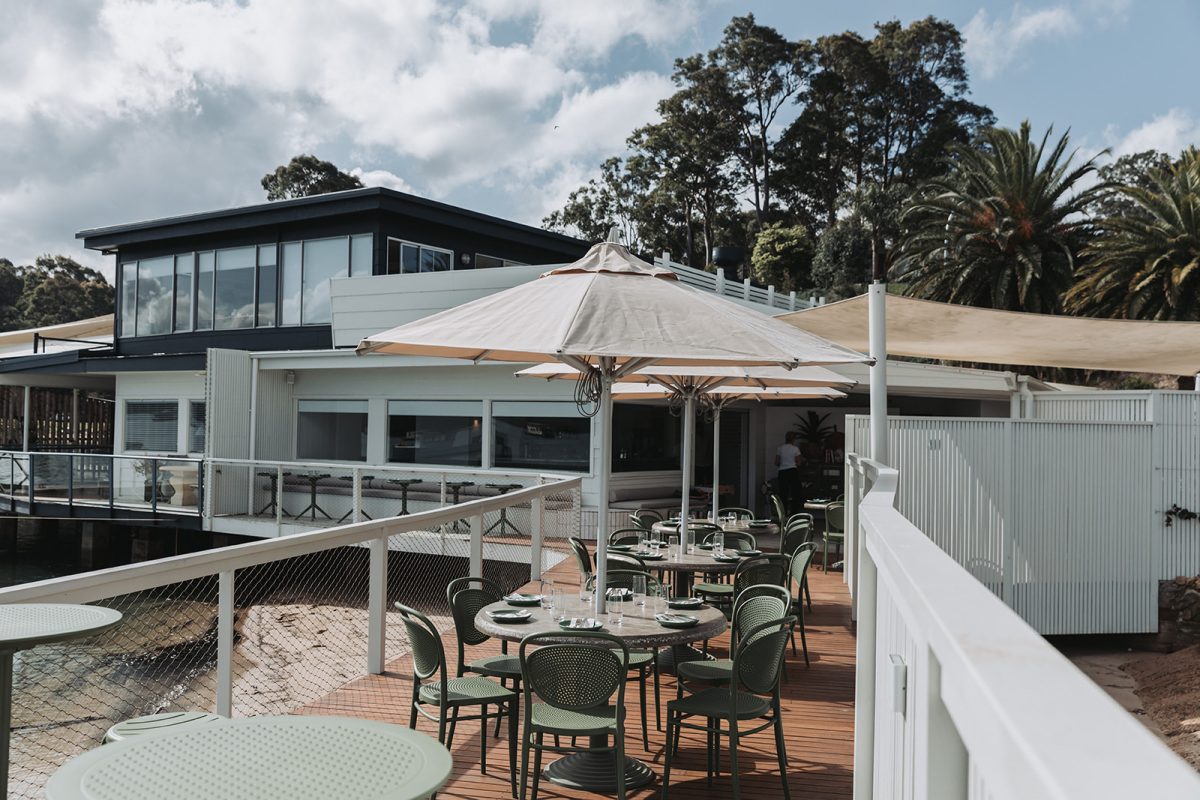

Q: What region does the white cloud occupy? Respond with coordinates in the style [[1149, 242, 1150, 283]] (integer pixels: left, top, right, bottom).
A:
[[964, 5, 1079, 79], [0, 0, 696, 268], [1108, 108, 1200, 157], [349, 168, 415, 195]]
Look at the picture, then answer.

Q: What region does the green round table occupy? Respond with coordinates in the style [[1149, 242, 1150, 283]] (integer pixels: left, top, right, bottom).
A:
[[47, 715, 453, 800], [0, 603, 123, 789]]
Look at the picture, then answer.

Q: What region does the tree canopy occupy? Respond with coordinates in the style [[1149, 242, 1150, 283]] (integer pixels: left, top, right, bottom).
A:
[[0, 255, 114, 331], [262, 154, 363, 200]]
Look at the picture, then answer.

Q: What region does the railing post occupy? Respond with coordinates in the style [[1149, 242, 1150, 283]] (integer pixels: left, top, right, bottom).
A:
[[217, 570, 235, 717], [914, 649, 969, 799], [150, 459, 159, 513], [530, 495, 544, 581], [742, 277, 751, 300], [107, 456, 115, 511], [846, 458, 860, 613], [767, 285, 775, 307], [789, 290, 797, 310], [715, 268, 725, 295], [469, 514, 483, 579], [367, 536, 388, 674], [196, 459, 205, 517], [27, 453, 34, 507], [67, 454, 74, 512], [353, 466, 362, 523], [275, 464, 284, 530], [853, 538, 878, 800]]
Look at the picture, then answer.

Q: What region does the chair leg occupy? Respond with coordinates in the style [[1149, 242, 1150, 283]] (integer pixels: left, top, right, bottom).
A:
[[804, 576, 813, 611], [531, 732, 544, 800], [436, 705, 447, 744], [661, 713, 675, 800], [446, 705, 459, 749], [409, 684, 420, 730], [519, 727, 531, 800], [615, 724, 628, 800], [508, 700, 518, 799], [652, 652, 662, 731], [480, 704, 488, 774], [705, 719, 714, 785], [639, 670, 649, 751], [728, 725, 741, 800], [800, 619, 810, 668], [774, 709, 791, 800]]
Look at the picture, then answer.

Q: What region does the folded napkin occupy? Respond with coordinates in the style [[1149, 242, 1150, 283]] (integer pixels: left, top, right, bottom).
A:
[[562, 617, 600, 629], [655, 613, 696, 624], [503, 593, 541, 601]]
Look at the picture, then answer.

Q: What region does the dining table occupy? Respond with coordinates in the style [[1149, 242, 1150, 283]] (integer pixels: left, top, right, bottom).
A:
[[475, 597, 726, 793], [46, 715, 453, 800]]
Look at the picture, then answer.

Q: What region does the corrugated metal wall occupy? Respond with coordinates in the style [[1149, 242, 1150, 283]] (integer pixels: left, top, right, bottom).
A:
[[1028, 391, 1151, 422], [1158, 393, 1200, 578], [205, 349, 253, 517], [254, 367, 294, 461]]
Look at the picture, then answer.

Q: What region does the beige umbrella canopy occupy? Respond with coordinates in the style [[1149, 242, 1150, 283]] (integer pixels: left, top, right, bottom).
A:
[[517, 362, 857, 390], [357, 241, 869, 611]]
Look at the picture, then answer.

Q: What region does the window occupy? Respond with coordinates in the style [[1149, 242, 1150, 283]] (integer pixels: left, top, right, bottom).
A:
[[296, 400, 368, 461], [280, 241, 302, 326], [492, 401, 590, 472], [134, 256, 173, 336], [386, 238, 452, 275], [124, 401, 179, 452], [174, 254, 194, 332], [350, 233, 372, 277], [214, 246, 256, 329], [475, 254, 526, 269], [120, 263, 137, 337], [300, 237, 348, 325], [196, 251, 215, 330], [256, 244, 277, 327], [188, 401, 206, 453], [387, 401, 481, 466], [612, 404, 681, 472]]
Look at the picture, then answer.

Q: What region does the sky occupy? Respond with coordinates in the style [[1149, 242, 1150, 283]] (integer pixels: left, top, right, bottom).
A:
[[2, 0, 1197, 278]]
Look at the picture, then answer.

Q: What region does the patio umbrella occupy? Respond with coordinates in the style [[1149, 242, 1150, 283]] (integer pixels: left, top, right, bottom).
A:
[[357, 240, 869, 611]]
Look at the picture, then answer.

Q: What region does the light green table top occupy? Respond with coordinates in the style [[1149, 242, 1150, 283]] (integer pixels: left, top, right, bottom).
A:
[[47, 715, 453, 800], [0, 604, 122, 652]]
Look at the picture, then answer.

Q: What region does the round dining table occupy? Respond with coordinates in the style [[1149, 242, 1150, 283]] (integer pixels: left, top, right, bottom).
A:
[[476, 598, 726, 792], [46, 715, 453, 800]]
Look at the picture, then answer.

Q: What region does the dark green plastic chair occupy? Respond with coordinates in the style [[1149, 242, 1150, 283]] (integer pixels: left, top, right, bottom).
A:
[[769, 493, 786, 526], [779, 521, 814, 610], [447, 577, 523, 737], [609, 528, 647, 546], [567, 536, 592, 583], [695, 552, 786, 608], [630, 508, 663, 530], [707, 529, 757, 551], [675, 587, 791, 693], [717, 507, 754, 520], [662, 617, 796, 800], [606, 551, 647, 571], [519, 630, 630, 800], [397, 602, 518, 797], [788, 543, 818, 667], [823, 502, 846, 571]]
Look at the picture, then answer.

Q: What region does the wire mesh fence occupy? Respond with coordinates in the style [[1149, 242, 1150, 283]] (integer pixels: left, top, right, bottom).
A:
[[5, 477, 581, 798]]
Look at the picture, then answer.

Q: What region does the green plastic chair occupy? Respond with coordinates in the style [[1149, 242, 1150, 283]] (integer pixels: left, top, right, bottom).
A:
[[779, 521, 814, 610], [717, 507, 754, 520], [567, 536, 592, 583], [675, 587, 791, 692], [604, 551, 646, 572], [630, 508, 663, 530], [707, 529, 757, 551], [695, 553, 788, 608], [584, 569, 663, 744], [662, 616, 796, 800], [519, 630, 630, 800], [396, 603, 518, 797], [447, 577, 523, 737], [609, 528, 647, 546], [787, 543, 818, 666], [769, 493, 786, 526], [784, 512, 815, 533], [823, 502, 846, 571]]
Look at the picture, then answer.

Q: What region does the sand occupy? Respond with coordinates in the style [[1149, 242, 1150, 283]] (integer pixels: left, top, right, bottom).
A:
[[1124, 645, 1200, 768]]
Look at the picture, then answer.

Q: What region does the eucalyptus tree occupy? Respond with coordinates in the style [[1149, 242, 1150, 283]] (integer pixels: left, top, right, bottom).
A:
[[893, 122, 1107, 313], [1066, 148, 1200, 320], [261, 154, 363, 200]]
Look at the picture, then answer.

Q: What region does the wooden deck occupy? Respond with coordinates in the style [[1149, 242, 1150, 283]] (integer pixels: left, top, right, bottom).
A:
[[297, 554, 856, 799]]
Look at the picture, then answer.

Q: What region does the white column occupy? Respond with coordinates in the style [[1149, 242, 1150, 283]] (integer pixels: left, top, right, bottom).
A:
[[529, 495, 544, 581], [367, 537, 387, 674], [21, 386, 30, 451], [679, 392, 696, 545], [217, 570, 235, 716], [594, 373, 613, 614], [1194, 372, 1199, 391], [711, 405, 721, 522], [868, 282, 889, 464], [852, 546, 878, 800], [469, 514, 483, 578]]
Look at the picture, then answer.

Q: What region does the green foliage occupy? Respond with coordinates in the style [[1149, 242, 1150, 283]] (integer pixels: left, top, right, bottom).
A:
[[892, 121, 1106, 313], [261, 154, 363, 200], [793, 410, 836, 446], [811, 217, 872, 293], [1088, 150, 1174, 221], [0, 255, 113, 331], [750, 223, 813, 292], [1066, 148, 1200, 320]]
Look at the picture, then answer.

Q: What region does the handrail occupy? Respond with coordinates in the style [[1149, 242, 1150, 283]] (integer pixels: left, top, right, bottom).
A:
[[0, 476, 582, 605], [851, 454, 1199, 798], [0, 450, 203, 463], [207, 456, 573, 483]]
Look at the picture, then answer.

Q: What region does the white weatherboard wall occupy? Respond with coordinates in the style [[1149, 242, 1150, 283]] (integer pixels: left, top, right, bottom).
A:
[[848, 414, 1157, 634], [113, 371, 207, 456]]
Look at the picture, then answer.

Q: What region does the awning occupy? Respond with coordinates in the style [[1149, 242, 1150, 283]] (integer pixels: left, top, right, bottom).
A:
[[779, 295, 1200, 377]]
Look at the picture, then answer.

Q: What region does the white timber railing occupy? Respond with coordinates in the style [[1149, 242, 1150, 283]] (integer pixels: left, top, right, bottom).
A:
[[848, 454, 1200, 799], [653, 253, 811, 312], [0, 476, 580, 798]]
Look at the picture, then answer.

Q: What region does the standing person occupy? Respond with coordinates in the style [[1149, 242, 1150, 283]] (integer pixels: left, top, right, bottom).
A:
[[774, 431, 803, 516]]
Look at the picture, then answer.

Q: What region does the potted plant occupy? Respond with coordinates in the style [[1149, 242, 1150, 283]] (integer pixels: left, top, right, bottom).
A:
[[132, 459, 176, 503], [793, 411, 837, 460]]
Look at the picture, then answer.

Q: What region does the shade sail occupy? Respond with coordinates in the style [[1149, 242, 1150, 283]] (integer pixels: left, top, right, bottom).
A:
[[612, 384, 846, 400], [358, 242, 870, 368], [779, 294, 1200, 377], [516, 362, 857, 389]]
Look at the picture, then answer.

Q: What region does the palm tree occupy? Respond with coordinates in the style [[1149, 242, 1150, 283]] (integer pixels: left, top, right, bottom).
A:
[[1065, 148, 1200, 320], [892, 122, 1107, 313]]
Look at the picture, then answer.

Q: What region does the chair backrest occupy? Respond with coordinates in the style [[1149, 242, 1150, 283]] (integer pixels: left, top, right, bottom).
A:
[[446, 577, 503, 653], [568, 536, 592, 580], [769, 493, 786, 525], [705, 529, 756, 551], [732, 617, 795, 696], [606, 552, 646, 571], [587, 568, 661, 595], [733, 554, 790, 596], [788, 542, 817, 596], [779, 520, 812, 556], [785, 512, 814, 530], [718, 507, 754, 520], [609, 528, 645, 546], [826, 502, 846, 533], [520, 631, 628, 714], [630, 508, 664, 530], [395, 603, 446, 684], [730, 587, 791, 647]]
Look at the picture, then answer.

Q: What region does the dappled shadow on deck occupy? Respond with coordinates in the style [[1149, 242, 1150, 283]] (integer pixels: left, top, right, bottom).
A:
[[297, 555, 856, 799]]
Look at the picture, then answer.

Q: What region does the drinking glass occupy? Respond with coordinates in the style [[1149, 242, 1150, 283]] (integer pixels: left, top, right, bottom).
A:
[[637, 530, 647, 551], [607, 602, 623, 626], [632, 575, 647, 614], [713, 531, 725, 557]]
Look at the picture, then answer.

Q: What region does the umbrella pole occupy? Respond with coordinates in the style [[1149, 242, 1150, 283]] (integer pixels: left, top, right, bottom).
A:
[[679, 391, 696, 549], [595, 371, 613, 615], [711, 405, 721, 523]]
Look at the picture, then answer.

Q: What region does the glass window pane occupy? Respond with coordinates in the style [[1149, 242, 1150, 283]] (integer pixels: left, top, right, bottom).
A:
[[296, 399, 367, 461], [196, 252, 215, 330], [257, 246, 277, 327], [612, 404, 681, 472], [387, 401, 482, 466], [120, 262, 137, 337], [493, 411, 589, 472], [124, 400, 179, 452], [475, 254, 503, 269], [421, 248, 451, 272], [135, 256, 173, 336], [214, 247, 256, 330], [173, 254, 193, 332], [188, 401, 206, 453], [280, 242, 302, 325], [401, 244, 419, 274], [386, 239, 401, 275], [300, 237, 348, 325], [350, 234, 372, 277]]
